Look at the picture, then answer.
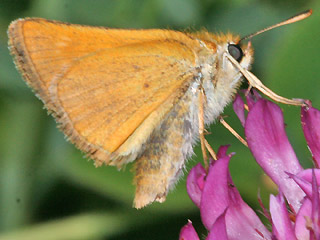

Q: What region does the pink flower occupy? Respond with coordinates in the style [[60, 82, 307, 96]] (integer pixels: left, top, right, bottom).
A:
[[180, 93, 320, 240], [301, 105, 320, 167], [182, 147, 271, 239], [179, 220, 200, 240]]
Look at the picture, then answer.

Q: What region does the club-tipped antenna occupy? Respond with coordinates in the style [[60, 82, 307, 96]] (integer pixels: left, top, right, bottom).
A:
[[240, 9, 312, 43]]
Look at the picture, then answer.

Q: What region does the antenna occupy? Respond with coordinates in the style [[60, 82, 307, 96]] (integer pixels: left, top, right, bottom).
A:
[[240, 9, 312, 43]]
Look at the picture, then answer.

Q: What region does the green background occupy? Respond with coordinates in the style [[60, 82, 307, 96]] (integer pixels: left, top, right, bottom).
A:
[[0, 0, 319, 239]]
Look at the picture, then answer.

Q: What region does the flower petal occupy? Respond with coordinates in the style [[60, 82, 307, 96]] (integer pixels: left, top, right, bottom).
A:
[[225, 190, 271, 240], [295, 198, 312, 240], [233, 94, 246, 126], [207, 210, 228, 240], [217, 145, 230, 159], [301, 106, 320, 167], [288, 172, 313, 198], [200, 155, 231, 229], [311, 170, 320, 239], [269, 194, 296, 240], [179, 220, 200, 240], [245, 99, 304, 212], [296, 169, 320, 184], [199, 152, 271, 239], [187, 163, 206, 207], [289, 169, 320, 199], [245, 89, 261, 110]]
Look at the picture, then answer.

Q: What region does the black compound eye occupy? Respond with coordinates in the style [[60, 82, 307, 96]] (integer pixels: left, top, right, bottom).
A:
[[228, 44, 243, 62]]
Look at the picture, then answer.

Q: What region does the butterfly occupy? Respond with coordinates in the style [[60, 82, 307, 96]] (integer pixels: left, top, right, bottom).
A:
[[8, 10, 311, 208]]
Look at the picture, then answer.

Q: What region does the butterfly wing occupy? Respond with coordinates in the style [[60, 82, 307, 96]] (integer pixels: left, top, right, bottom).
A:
[[8, 19, 201, 166]]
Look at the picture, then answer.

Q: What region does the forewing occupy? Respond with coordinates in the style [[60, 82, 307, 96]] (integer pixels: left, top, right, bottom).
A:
[[8, 18, 200, 165]]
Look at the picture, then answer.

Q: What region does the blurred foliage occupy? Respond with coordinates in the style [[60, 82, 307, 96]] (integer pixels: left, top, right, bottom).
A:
[[0, 0, 319, 239]]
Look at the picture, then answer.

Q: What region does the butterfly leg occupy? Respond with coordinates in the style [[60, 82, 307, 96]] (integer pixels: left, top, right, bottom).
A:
[[219, 115, 248, 147], [198, 87, 217, 168]]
